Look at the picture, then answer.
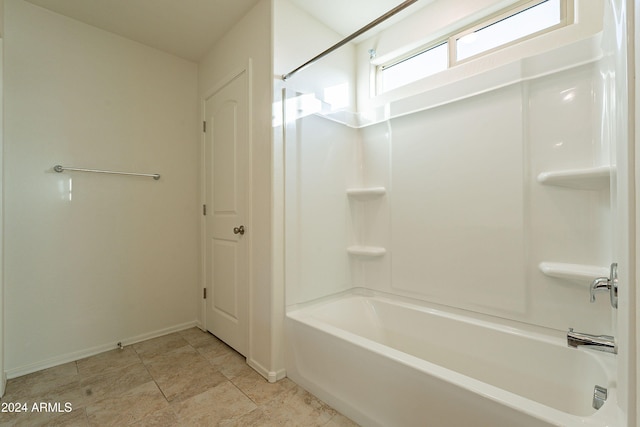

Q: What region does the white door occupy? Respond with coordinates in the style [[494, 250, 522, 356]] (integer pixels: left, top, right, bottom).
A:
[[204, 71, 249, 356]]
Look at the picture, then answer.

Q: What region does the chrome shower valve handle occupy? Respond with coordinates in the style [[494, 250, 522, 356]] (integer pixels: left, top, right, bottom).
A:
[[590, 277, 610, 303], [589, 263, 618, 309]]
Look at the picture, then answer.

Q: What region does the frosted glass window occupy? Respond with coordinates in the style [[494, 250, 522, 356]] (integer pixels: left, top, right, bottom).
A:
[[381, 42, 448, 93], [456, 0, 562, 62]]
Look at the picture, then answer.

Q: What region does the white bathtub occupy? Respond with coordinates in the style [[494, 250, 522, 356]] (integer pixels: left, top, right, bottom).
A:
[[285, 290, 618, 427]]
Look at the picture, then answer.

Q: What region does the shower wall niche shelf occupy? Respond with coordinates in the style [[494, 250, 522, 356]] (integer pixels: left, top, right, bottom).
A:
[[347, 187, 387, 259], [347, 246, 386, 257], [538, 262, 609, 283], [346, 187, 386, 200], [536, 166, 611, 190]]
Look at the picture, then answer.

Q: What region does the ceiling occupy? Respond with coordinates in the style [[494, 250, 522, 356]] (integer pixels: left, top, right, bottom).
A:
[[23, 0, 262, 62], [288, 0, 425, 37], [22, 0, 428, 62]]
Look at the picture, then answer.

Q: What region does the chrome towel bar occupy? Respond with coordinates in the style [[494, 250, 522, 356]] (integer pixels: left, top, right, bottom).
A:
[[53, 165, 160, 180]]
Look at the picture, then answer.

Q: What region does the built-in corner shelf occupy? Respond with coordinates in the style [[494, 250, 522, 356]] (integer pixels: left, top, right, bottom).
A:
[[347, 246, 386, 257], [536, 166, 611, 190], [538, 262, 609, 283], [346, 187, 386, 200]]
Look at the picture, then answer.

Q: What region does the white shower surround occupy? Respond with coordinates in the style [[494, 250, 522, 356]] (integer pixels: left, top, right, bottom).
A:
[[279, 0, 635, 422], [285, 34, 610, 333]]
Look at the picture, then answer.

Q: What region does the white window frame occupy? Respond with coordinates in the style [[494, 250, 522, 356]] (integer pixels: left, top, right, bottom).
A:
[[450, 0, 573, 65], [376, 0, 573, 95], [377, 40, 449, 94]]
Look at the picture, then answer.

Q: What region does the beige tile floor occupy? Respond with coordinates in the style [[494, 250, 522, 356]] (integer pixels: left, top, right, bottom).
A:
[[0, 328, 359, 426]]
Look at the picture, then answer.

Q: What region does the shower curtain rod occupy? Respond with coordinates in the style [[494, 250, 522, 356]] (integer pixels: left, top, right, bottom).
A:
[[281, 0, 419, 81]]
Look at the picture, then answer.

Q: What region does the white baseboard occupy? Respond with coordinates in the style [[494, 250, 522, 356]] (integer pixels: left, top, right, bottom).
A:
[[1, 371, 6, 397], [247, 358, 286, 383], [269, 367, 287, 383], [6, 320, 198, 379]]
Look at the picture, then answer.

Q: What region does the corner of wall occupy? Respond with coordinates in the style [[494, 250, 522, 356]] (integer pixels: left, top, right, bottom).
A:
[[0, 0, 4, 37], [1, 373, 6, 397], [0, 34, 5, 398], [198, 0, 281, 380], [633, 0, 640, 423], [247, 357, 286, 383]]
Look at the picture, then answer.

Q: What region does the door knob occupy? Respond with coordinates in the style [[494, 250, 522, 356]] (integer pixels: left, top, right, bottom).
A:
[[233, 225, 245, 235]]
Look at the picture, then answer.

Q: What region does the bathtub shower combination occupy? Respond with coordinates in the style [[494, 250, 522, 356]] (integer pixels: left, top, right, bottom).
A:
[[280, 1, 631, 426], [287, 291, 617, 427]]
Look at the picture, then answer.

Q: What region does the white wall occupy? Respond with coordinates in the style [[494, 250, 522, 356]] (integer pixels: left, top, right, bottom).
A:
[[635, 0, 640, 420], [198, 0, 277, 380], [284, 115, 359, 305], [274, 0, 351, 80], [635, 0, 640, 418], [274, 0, 360, 308], [0, 34, 4, 396], [274, 0, 357, 122], [4, 0, 200, 377], [602, 0, 637, 422]]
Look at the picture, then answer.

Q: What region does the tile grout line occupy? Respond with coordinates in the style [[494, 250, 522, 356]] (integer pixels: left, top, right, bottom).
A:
[[178, 334, 272, 424], [127, 342, 180, 424], [74, 360, 91, 426], [2, 330, 360, 427], [196, 342, 265, 419]]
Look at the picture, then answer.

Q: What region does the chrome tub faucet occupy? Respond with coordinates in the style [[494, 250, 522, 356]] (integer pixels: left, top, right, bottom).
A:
[[567, 328, 617, 354]]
